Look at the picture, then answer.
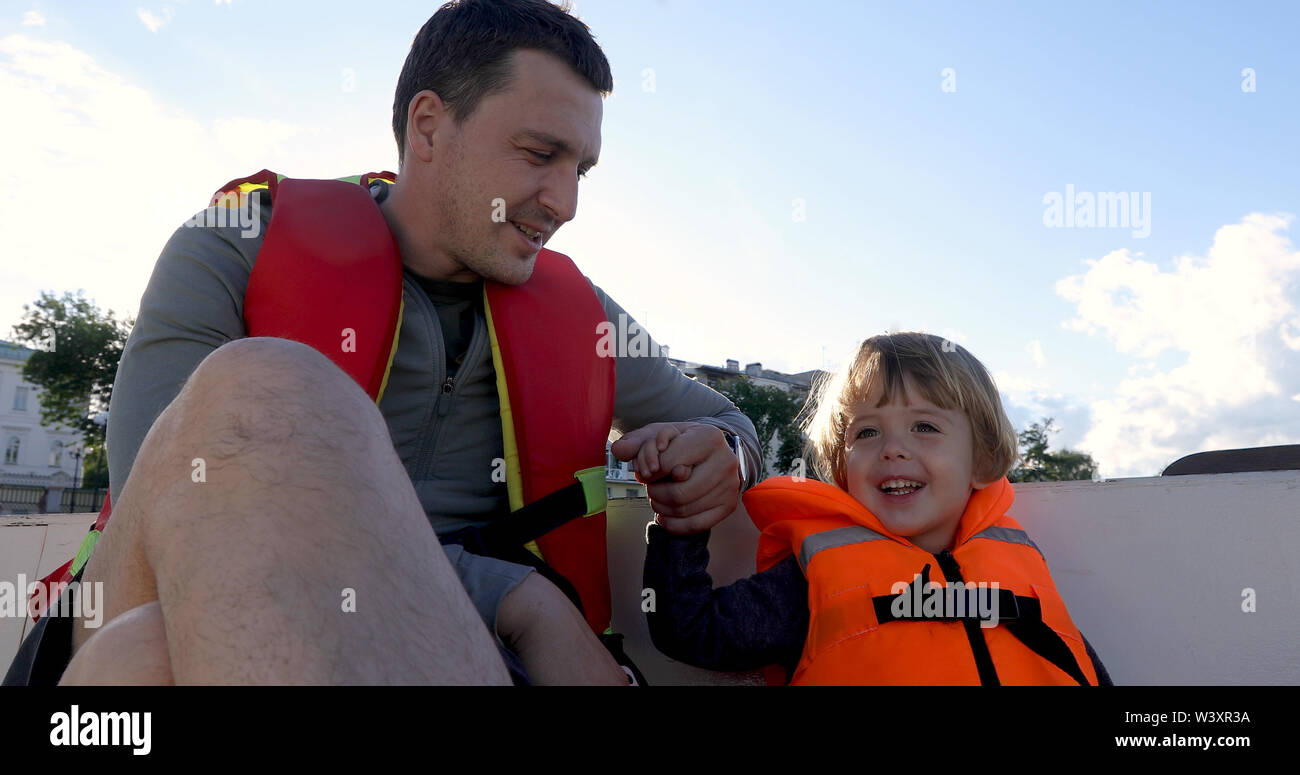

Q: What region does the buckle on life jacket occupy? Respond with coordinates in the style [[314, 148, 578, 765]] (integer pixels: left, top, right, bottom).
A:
[[574, 466, 607, 517]]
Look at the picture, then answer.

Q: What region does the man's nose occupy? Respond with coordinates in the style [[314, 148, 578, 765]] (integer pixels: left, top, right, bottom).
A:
[[538, 167, 579, 225]]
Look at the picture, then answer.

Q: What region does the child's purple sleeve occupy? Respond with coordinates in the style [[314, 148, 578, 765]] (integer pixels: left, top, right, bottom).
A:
[[643, 522, 808, 674]]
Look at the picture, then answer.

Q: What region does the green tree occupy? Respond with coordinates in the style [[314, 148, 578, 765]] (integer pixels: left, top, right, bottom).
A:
[[1008, 417, 1097, 482], [717, 378, 806, 478], [9, 291, 132, 457], [81, 446, 110, 489]]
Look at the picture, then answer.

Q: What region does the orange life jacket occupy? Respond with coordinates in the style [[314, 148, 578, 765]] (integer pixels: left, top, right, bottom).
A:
[[37, 170, 617, 634], [745, 476, 1099, 686]]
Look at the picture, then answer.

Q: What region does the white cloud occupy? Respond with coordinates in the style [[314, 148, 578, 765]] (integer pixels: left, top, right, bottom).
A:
[[136, 8, 172, 33], [994, 370, 1050, 396], [21, 11, 46, 27], [0, 34, 391, 340], [991, 364, 1095, 461], [1027, 339, 1045, 367], [1055, 214, 1300, 477]]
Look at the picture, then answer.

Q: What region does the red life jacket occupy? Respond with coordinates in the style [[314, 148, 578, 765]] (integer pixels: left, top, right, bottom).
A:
[[746, 476, 1099, 685], [36, 170, 617, 634]]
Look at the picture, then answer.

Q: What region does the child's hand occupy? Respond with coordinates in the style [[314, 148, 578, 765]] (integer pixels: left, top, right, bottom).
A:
[[612, 423, 692, 483], [612, 422, 742, 535]]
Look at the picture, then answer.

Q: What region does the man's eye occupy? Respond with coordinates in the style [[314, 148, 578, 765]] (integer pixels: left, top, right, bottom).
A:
[[528, 149, 553, 161]]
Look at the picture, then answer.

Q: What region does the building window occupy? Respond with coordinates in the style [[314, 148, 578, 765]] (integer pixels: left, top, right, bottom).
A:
[[13, 385, 29, 411], [50, 441, 63, 467], [4, 436, 18, 465]]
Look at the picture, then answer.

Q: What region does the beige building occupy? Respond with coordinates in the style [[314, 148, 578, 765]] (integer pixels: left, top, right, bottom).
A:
[[669, 356, 821, 399]]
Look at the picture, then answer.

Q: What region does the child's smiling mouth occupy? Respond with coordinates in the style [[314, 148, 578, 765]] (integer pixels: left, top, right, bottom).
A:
[[878, 478, 927, 496]]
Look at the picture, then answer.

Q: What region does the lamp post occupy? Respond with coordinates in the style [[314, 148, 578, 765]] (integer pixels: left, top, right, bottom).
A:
[[70, 444, 84, 512], [89, 412, 108, 512]]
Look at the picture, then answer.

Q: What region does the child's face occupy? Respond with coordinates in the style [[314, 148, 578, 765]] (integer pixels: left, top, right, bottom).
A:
[[842, 372, 990, 554]]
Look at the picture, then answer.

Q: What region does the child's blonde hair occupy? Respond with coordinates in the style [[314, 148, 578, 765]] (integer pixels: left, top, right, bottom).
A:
[[802, 332, 1019, 489]]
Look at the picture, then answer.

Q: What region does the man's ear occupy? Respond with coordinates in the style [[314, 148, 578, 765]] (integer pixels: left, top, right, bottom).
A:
[[405, 89, 450, 165]]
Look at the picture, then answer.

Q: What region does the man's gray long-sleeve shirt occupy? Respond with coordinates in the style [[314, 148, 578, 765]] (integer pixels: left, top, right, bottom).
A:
[[107, 181, 760, 631]]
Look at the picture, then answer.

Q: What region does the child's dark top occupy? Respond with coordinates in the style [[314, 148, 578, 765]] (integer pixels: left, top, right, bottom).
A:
[[644, 524, 1114, 685]]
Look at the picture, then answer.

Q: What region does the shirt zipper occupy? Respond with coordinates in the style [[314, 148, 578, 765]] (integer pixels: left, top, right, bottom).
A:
[[404, 274, 447, 482]]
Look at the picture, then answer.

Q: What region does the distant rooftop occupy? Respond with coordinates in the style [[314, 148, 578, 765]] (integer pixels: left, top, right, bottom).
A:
[[668, 355, 826, 393], [0, 341, 36, 362]]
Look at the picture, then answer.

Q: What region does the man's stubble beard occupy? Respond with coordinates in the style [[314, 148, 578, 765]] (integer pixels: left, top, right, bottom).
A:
[[435, 155, 534, 286]]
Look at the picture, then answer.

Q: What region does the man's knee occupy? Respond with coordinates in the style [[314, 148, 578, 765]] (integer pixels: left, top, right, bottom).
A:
[[167, 337, 382, 450], [61, 602, 172, 685], [188, 337, 370, 411], [116, 336, 386, 514]]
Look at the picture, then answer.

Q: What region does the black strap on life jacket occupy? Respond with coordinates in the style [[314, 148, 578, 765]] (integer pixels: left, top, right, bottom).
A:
[[868, 554, 1093, 686], [933, 552, 1002, 686], [1001, 599, 1092, 686], [871, 561, 1023, 626], [437, 480, 590, 603], [476, 480, 592, 552], [440, 523, 586, 616]]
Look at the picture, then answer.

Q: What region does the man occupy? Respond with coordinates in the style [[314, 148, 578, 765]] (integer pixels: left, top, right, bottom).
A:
[[5, 0, 758, 685]]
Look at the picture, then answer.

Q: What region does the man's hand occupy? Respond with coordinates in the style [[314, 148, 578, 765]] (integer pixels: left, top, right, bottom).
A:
[[610, 422, 741, 535], [496, 573, 627, 685]]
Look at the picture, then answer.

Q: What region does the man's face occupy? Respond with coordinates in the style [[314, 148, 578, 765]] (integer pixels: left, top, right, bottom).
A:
[[843, 373, 986, 554], [422, 49, 602, 285]]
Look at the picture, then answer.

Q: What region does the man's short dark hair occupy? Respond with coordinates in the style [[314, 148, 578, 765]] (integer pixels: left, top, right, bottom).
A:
[[392, 0, 614, 166]]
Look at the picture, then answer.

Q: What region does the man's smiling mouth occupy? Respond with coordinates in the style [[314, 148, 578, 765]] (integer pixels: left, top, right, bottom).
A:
[[510, 221, 542, 239]]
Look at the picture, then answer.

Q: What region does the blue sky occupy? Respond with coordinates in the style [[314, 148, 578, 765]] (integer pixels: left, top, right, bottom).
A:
[[2, 0, 1298, 477]]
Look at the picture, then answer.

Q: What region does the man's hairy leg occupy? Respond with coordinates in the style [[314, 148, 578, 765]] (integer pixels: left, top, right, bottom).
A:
[[61, 602, 172, 685], [70, 337, 509, 684]]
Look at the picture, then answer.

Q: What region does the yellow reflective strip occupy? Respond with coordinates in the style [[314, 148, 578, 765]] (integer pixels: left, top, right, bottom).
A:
[[523, 539, 543, 561], [484, 290, 523, 514], [374, 299, 404, 404], [214, 183, 267, 209]]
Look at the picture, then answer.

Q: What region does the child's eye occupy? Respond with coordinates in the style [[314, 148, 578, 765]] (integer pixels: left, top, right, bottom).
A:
[[854, 427, 878, 439], [915, 422, 938, 432]]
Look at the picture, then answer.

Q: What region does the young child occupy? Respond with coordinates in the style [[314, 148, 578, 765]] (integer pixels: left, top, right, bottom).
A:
[[644, 332, 1111, 685]]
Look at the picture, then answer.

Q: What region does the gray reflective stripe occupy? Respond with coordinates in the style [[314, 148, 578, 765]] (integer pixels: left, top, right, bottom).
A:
[[800, 525, 892, 570], [971, 526, 1043, 559]]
